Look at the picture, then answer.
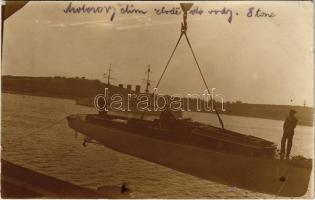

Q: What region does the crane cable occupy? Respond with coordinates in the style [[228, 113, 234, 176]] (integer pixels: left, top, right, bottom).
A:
[[183, 32, 224, 129], [141, 32, 184, 119], [155, 33, 184, 89], [142, 5, 225, 130]]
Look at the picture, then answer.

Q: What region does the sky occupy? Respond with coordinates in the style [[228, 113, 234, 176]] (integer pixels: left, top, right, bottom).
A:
[[2, 1, 314, 106]]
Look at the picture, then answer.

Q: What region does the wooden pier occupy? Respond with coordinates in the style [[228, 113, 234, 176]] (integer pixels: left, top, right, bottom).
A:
[[1, 159, 109, 198]]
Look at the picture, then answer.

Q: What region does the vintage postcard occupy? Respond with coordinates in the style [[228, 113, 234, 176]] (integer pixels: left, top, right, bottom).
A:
[[1, 1, 314, 198]]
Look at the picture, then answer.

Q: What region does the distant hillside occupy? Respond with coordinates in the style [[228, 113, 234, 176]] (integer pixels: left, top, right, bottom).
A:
[[2, 75, 128, 99], [2, 75, 313, 126], [223, 102, 313, 126]]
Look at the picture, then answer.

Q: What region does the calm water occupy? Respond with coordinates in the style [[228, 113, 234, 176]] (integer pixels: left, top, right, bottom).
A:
[[2, 93, 313, 198]]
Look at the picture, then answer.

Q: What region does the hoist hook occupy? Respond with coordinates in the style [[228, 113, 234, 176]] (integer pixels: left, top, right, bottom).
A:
[[180, 3, 193, 33], [181, 12, 187, 33]]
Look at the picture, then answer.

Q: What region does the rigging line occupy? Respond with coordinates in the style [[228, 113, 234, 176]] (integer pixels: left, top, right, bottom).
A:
[[33, 117, 66, 134], [183, 32, 225, 130], [141, 32, 184, 119]]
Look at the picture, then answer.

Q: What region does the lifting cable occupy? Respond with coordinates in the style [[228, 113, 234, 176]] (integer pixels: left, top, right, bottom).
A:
[[155, 33, 184, 89], [142, 3, 225, 130], [140, 32, 184, 119], [183, 32, 225, 130]]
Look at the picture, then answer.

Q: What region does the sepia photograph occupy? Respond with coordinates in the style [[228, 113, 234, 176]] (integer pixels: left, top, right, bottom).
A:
[[1, 1, 314, 198]]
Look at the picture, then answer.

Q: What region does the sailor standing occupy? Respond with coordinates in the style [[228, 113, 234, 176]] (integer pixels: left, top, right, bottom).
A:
[[280, 109, 298, 160]]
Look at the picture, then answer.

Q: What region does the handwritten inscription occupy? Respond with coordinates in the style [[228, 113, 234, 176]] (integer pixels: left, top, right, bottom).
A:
[[63, 2, 148, 21], [120, 4, 147, 15], [208, 7, 233, 23], [63, 3, 276, 24], [154, 6, 182, 15], [247, 7, 275, 18]]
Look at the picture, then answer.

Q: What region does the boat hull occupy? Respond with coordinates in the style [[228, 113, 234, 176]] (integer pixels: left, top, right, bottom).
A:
[[67, 115, 312, 197]]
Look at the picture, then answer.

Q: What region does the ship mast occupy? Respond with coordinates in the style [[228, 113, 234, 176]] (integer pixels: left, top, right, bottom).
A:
[[104, 64, 114, 85], [145, 65, 151, 94]]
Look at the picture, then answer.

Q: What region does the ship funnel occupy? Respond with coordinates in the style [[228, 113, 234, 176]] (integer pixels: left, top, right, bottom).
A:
[[135, 85, 141, 93]]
